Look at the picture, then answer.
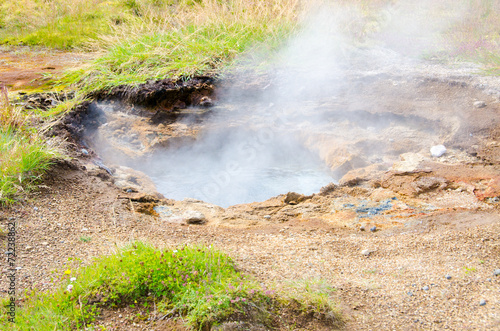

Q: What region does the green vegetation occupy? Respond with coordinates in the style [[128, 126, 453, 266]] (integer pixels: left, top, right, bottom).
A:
[[0, 0, 130, 48], [0, 87, 59, 206], [447, 0, 500, 73], [79, 235, 92, 243], [0, 242, 341, 330], [283, 278, 339, 317]]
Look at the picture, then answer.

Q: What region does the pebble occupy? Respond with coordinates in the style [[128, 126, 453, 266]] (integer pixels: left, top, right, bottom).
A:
[[479, 299, 486, 306], [33, 207, 39, 211], [361, 249, 371, 256], [370, 226, 377, 232], [81, 149, 89, 155], [493, 269, 500, 276], [407, 292, 413, 296], [359, 225, 365, 231], [445, 275, 452, 280], [41, 242, 48, 246], [486, 278, 492, 282], [25, 246, 33, 251], [430, 145, 447, 157], [263, 215, 271, 220], [473, 101, 486, 108], [422, 286, 430, 291]]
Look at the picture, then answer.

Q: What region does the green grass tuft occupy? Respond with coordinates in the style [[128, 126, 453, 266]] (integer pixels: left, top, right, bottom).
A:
[[0, 242, 289, 329], [0, 127, 59, 206]]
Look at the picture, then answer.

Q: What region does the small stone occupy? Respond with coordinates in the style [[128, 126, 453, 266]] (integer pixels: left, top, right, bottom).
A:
[[370, 226, 377, 232], [486, 278, 492, 282], [494, 269, 500, 276], [33, 207, 39, 211], [473, 101, 486, 108], [183, 210, 206, 224], [25, 246, 33, 251], [361, 249, 371, 256], [359, 225, 365, 231], [81, 227, 89, 232], [422, 286, 430, 291], [263, 215, 271, 220], [479, 299, 486, 306], [41, 242, 48, 246], [445, 275, 452, 280], [407, 292, 413, 296], [430, 145, 447, 157], [81, 149, 89, 155]]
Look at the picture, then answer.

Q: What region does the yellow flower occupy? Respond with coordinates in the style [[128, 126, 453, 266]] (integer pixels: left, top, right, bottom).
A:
[[64, 269, 71, 275]]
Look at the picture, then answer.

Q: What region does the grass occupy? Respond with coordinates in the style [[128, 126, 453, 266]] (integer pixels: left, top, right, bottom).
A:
[[0, 0, 133, 49], [64, 0, 299, 93], [0, 85, 59, 206], [79, 236, 92, 243], [0, 242, 341, 330]]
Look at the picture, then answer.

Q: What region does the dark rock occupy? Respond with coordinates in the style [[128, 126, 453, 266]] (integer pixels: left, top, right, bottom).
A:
[[284, 192, 311, 205]]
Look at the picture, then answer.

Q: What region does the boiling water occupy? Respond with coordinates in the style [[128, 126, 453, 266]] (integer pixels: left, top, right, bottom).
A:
[[139, 128, 334, 207]]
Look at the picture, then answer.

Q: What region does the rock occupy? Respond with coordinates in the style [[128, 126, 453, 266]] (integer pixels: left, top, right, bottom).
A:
[[360, 225, 365, 231], [370, 226, 377, 232], [486, 278, 492, 282], [494, 269, 500, 276], [430, 145, 447, 157], [81, 149, 89, 155], [479, 299, 486, 306], [41, 242, 48, 246], [445, 275, 452, 280], [25, 246, 33, 251], [361, 249, 371, 256], [392, 153, 426, 172], [183, 210, 206, 224], [473, 101, 486, 108], [422, 286, 429, 291], [263, 215, 271, 220], [284, 192, 311, 205], [199, 96, 214, 107], [319, 183, 337, 196]]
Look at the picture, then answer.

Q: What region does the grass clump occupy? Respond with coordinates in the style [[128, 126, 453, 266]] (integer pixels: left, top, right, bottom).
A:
[[1, 242, 341, 330], [67, 0, 299, 92], [0, 0, 132, 49], [0, 85, 59, 206]]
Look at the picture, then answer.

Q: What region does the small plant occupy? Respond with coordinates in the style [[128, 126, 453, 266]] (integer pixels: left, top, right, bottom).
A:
[[464, 266, 477, 274], [79, 236, 92, 243]]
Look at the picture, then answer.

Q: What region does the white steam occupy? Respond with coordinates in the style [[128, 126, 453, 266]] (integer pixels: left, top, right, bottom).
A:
[[89, 1, 470, 207]]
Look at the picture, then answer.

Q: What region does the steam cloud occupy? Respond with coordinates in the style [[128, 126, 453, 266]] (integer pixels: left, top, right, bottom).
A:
[[89, 1, 469, 207]]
